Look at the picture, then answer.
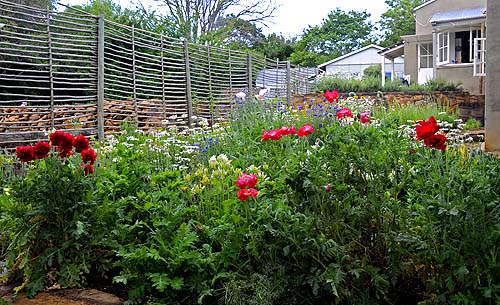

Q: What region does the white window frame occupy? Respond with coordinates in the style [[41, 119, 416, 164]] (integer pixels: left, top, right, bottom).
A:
[[469, 28, 481, 63], [473, 38, 486, 76], [437, 32, 450, 65], [418, 42, 433, 69]]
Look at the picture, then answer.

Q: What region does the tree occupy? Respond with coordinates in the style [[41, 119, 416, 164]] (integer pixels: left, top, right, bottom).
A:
[[9, 0, 55, 9], [73, 0, 181, 37], [379, 0, 426, 47], [289, 8, 376, 67], [204, 14, 265, 49], [154, 0, 277, 41], [254, 33, 296, 61]]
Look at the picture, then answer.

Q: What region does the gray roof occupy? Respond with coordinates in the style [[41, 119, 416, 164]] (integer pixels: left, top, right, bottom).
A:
[[430, 7, 486, 24]]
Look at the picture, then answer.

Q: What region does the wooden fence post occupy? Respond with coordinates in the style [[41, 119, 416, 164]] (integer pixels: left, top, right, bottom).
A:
[[286, 61, 291, 105], [183, 39, 193, 127], [97, 15, 105, 140], [247, 52, 253, 99]]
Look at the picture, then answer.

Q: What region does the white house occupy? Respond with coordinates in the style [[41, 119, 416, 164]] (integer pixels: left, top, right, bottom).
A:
[[317, 44, 405, 79]]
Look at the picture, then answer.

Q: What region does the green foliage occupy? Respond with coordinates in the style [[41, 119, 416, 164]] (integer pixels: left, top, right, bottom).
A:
[[4, 156, 97, 297], [315, 76, 462, 93], [364, 65, 382, 78], [289, 8, 376, 66], [379, 0, 425, 47], [462, 118, 482, 130], [2, 98, 499, 304]]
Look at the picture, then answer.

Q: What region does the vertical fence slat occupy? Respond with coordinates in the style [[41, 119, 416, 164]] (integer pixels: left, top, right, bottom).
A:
[[47, 7, 54, 130], [132, 25, 138, 125], [161, 35, 166, 124], [286, 61, 291, 105], [97, 15, 105, 140], [184, 40, 193, 127], [247, 53, 253, 99]]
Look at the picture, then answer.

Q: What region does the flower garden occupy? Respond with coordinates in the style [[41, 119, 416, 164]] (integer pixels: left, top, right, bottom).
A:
[[1, 92, 500, 305]]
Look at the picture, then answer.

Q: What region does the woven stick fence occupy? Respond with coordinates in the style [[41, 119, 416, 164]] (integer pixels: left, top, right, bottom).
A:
[[0, 0, 317, 148]]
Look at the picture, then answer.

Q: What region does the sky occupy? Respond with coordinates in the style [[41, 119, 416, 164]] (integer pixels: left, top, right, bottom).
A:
[[60, 0, 389, 37]]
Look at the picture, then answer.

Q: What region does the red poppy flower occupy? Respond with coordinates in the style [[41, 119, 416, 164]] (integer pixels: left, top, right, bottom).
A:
[[415, 116, 439, 140], [424, 134, 447, 150], [236, 172, 257, 189], [49, 130, 66, 146], [33, 141, 51, 159], [360, 111, 371, 124], [83, 164, 95, 175], [297, 124, 314, 137], [58, 148, 73, 158], [267, 130, 282, 141], [81, 148, 97, 164], [336, 108, 353, 119], [323, 90, 339, 103], [73, 135, 90, 153], [261, 130, 271, 141], [16, 145, 35, 162], [237, 188, 259, 201]]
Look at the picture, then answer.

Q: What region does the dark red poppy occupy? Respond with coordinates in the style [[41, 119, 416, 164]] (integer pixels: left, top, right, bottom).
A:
[[81, 148, 97, 164], [33, 141, 51, 159], [415, 116, 439, 140], [73, 135, 90, 153], [424, 134, 447, 150], [16, 146, 35, 162]]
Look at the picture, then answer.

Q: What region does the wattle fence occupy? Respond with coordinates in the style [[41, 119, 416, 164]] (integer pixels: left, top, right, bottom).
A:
[[0, 0, 317, 148]]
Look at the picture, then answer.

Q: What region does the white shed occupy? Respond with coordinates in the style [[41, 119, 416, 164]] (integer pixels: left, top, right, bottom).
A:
[[318, 44, 405, 79]]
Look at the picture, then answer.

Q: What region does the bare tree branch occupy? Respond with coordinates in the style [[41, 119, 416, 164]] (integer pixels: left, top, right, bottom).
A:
[[155, 0, 276, 41]]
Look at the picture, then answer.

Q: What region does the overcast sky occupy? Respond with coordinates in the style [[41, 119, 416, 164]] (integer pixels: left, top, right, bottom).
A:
[[60, 0, 389, 37]]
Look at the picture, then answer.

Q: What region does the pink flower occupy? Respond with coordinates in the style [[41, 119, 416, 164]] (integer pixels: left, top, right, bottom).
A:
[[324, 184, 331, 192], [277, 126, 296, 136], [336, 108, 353, 119], [237, 188, 259, 201], [323, 90, 339, 103], [297, 124, 314, 137], [236, 172, 258, 189]]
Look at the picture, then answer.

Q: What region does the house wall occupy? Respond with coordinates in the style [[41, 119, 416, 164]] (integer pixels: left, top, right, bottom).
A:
[[436, 65, 483, 94], [324, 47, 404, 78], [485, 0, 500, 151], [404, 41, 419, 84], [415, 0, 487, 35]]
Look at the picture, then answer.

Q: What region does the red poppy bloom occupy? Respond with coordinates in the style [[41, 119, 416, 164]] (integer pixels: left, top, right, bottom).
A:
[[58, 148, 73, 158], [73, 135, 90, 153], [267, 130, 282, 141], [424, 134, 447, 150], [236, 172, 257, 189], [323, 90, 339, 103], [336, 108, 353, 119], [49, 130, 66, 146], [81, 148, 97, 164], [16, 145, 35, 162], [237, 188, 259, 201], [297, 124, 314, 137], [83, 164, 95, 175], [33, 141, 51, 159], [415, 116, 439, 140], [261, 130, 271, 141], [360, 111, 371, 123]]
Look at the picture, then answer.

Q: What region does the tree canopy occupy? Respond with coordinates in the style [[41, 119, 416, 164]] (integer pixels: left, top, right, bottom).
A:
[[289, 8, 375, 67], [379, 0, 426, 47]]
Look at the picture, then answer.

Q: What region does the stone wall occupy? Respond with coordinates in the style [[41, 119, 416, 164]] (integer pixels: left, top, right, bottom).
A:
[[292, 91, 485, 125]]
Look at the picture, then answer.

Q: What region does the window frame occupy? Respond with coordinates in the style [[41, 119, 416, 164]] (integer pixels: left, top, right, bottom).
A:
[[437, 31, 450, 65]]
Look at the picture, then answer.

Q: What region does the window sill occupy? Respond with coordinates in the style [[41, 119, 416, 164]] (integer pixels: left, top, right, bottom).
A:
[[437, 63, 474, 68]]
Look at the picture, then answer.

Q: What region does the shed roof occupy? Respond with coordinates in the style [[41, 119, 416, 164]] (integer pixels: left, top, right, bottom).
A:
[[317, 44, 384, 69]]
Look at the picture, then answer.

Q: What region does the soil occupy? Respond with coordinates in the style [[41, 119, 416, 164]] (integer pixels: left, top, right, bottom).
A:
[[2, 288, 123, 305]]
